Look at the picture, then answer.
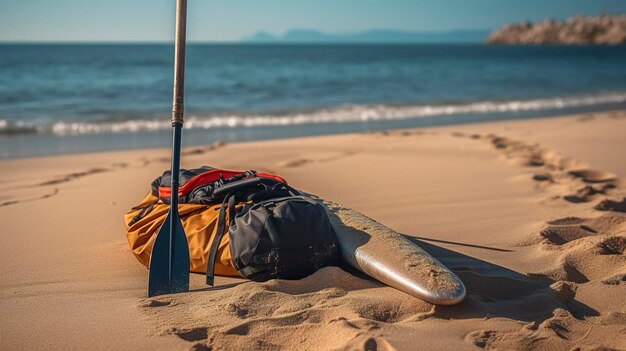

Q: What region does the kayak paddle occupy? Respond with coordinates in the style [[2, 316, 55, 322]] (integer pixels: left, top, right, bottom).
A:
[[147, 0, 190, 297]]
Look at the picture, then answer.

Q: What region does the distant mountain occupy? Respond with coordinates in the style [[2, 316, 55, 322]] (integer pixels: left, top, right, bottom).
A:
[[242, 28, 491, 43]]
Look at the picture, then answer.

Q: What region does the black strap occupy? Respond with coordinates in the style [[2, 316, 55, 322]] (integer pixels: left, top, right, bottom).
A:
[[206, 193, 237, 286]]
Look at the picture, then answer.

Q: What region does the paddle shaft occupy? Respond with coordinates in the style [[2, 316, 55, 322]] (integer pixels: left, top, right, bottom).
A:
[[146, 0, 190, 297], [169, 0, 187, 285], [172, 0, 186, 127]]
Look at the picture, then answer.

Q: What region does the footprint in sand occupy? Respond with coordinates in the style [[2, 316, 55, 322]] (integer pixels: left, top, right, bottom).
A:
[[368, 129, 428, 137], [38, 167, 109, 186], [468, 306, 626, 350], [466, 308, 585, 350], [1, 160, 136, 207], [535, 214, 626, 247], [0, 187, 59, 207], [526, 213, 626, 284], [166, 327, 209, 342], [597, 236, 626, 255], [563, 183, 616, 203], [140, 298, 174, 308], [182, 141, 226, 156], [602, 273, 626, 285], [151, 142, 225, 163], [595, 198, 626, 213], [277, 151, 356, 168], [539, 224, 597, 246], [480, 135, 577, 186], [568, 169, 618, 183], [532, 172, 554, 182], [278, 158, 312, 168], [477, 134, 626, 213]]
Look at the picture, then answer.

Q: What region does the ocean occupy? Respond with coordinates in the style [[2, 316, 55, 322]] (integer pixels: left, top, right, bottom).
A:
[[1, 44, 626, 159]]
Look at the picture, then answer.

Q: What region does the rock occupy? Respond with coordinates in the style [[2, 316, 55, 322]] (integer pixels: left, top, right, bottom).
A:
[[486, 15, 626, 45]]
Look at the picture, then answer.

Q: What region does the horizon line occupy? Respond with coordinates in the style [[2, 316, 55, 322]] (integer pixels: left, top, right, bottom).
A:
[[0, 27, 494, 45], [0, 40, 490, 45]]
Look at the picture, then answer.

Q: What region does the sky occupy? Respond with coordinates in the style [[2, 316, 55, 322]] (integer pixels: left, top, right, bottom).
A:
[[1, 0, 625, 42]]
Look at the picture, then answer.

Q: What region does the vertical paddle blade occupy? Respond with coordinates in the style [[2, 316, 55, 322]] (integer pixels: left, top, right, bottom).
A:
[[147, 209, 190, 297]]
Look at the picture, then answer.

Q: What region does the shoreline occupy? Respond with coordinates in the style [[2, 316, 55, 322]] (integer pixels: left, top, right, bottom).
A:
[[1, 110, 626, 350], [2, 105, 626, 160]]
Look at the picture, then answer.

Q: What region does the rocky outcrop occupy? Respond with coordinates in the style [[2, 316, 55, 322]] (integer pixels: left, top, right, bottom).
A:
[[486, 15, 626, 45]]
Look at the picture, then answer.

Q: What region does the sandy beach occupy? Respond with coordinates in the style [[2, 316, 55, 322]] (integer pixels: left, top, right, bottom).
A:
[[1, 110, 625, 350]]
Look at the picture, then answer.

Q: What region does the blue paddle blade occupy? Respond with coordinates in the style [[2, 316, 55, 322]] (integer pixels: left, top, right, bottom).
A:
[[147, 208, 190, 297]]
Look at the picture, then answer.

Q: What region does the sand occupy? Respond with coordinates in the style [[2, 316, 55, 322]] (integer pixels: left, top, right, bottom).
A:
[[1, 110, 625, 350]]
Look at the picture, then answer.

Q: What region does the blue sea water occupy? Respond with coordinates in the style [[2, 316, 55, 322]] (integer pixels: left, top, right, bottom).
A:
[[1, 44, 626, 159]]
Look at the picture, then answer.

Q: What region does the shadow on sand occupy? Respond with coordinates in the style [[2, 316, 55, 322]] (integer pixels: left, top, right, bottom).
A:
[[406, 236, 598, 322]]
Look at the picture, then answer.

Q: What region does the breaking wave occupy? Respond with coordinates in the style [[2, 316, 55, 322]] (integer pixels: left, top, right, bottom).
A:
[[2, 92, 626, 136]]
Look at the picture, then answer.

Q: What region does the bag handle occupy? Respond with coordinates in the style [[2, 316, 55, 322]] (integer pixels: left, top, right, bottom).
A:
[[213, 177, 261, 197]]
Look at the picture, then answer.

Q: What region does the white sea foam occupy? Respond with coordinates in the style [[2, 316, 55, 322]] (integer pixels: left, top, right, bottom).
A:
[[2, 92, 626, 136]]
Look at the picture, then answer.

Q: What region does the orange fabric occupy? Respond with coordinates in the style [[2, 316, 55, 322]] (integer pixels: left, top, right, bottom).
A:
[[124, 192, 241, 277]]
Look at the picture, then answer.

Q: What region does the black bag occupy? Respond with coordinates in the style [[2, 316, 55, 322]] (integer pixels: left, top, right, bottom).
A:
[[186, 169, 340, 285], [229, 196, 340, 282]]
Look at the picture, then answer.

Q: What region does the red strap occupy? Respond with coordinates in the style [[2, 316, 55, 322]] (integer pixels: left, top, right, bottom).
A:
[[158, 169, 287, 199]]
